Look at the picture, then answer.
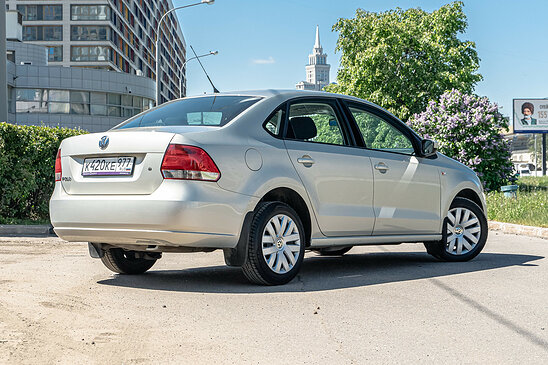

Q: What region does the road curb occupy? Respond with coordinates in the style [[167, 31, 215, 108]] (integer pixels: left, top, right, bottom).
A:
[[489, 221, 548, 240], [0, 224, 55, 237]]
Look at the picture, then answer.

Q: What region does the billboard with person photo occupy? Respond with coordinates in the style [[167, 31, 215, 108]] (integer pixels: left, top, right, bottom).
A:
[[513, 99, 548, 133]]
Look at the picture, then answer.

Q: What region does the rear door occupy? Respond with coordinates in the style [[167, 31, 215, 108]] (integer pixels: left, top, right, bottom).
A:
[[283, 98, 375, 237], [343, 102, 441, 235]]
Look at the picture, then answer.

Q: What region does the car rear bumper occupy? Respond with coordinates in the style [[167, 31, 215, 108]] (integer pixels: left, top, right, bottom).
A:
[[50, 180, 259, 248]]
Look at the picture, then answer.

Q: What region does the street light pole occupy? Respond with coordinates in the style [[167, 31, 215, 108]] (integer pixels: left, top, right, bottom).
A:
[[179, 50, 218, 98], [0, 0, 8, 122], [155, 0, 214, 106]]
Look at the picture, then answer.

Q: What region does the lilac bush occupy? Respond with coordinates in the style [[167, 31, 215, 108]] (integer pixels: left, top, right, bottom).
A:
[[408, 89, 514, 191]]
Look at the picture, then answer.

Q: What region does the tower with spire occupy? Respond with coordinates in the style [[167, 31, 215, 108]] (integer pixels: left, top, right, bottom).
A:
[[296, 25, 331, 91]]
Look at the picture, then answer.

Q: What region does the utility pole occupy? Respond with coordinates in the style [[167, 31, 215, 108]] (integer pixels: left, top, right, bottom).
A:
[[543, 134, 547, 176], [0, 0, 8, 122]]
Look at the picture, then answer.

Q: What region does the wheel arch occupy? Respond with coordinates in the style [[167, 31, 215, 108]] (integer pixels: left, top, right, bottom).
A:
[[439, 183, 486, 234], [258, 187, 312, 247], [454, 188, 484, 212]]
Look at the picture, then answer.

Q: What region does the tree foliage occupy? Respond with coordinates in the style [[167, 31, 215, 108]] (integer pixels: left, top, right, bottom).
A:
[[326, 1, 482, 121], [408, 90, 515, 191]]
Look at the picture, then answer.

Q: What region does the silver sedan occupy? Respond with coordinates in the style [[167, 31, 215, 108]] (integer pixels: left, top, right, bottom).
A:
[[50, 90, 488, 285]]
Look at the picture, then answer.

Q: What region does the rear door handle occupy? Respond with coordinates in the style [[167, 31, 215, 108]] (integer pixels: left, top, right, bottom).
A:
[[297, 155, 315, 166], [374, 162, 389, 173]]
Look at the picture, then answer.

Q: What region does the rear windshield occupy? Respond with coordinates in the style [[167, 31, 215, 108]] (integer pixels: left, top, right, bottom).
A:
[[114, 95, 262, 129]]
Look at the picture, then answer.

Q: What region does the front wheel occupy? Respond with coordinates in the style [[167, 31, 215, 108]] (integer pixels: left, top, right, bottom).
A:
[[100, 248, 157, 274], [424, 197, 487, 262], [242, 202, 306, 285]]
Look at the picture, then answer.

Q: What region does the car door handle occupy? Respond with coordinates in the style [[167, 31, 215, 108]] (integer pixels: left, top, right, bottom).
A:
[[297, 155, 315, 166], [374, 162, 389, 172]]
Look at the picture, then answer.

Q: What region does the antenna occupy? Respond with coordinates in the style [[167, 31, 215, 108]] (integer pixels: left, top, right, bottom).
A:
[[190, 45, 219, 93]]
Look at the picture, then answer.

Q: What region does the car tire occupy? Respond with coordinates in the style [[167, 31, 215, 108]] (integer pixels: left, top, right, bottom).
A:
[[100, 248, 157, 274], [313, 246, 352, 256], [242, 202, 306, 285], [425, 197, 488, 262]]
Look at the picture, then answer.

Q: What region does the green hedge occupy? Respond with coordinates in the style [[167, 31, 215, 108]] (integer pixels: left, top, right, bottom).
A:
[[517, 176, 548, 192], [0, 123, 87, 223]]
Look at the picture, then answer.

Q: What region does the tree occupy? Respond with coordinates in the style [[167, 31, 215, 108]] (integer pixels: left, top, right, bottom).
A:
[[407, 89, 515, 191], [326, 1, 482, 121]]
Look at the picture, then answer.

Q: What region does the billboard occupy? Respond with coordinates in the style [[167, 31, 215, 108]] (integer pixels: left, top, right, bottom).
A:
[[513, 98, 548, 133]]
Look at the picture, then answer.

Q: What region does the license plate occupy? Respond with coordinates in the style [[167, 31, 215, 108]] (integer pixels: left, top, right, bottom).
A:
[[82, 157, 135, 176]]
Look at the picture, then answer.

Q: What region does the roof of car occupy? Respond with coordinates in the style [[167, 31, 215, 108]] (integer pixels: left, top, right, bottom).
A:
[[188, 89, 398, 120], [196, 89, 364, 101], [187, 89, 385, 110]]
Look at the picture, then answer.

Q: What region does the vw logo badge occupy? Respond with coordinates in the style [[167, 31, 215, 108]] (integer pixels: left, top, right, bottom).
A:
[[99, 136, 109, 150]]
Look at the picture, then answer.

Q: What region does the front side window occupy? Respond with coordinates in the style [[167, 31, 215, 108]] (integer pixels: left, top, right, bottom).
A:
[[349, 106, 414, 155], [286, 102, 346, 146], [114, 96, 262, 129]]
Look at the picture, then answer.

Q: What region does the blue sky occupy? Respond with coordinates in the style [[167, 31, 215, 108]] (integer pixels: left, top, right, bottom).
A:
[[178, 0, 548, 117]]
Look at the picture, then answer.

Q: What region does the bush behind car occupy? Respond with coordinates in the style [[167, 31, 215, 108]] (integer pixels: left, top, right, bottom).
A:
[[0, 122, 87, 223]]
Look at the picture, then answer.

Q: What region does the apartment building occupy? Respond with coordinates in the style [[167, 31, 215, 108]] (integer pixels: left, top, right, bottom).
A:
[[6, 0, 186, 103]]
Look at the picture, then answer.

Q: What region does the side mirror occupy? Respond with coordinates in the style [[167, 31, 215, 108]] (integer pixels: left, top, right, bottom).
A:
[[421, 139, 438, 157]]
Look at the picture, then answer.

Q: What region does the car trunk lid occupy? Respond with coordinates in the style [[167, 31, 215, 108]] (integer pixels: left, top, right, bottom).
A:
[[60, 131, 175, 195]]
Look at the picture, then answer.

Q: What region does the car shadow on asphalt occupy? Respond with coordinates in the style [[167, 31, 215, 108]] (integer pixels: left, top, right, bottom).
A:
[[96, 251, 544, 294], [98, 252, 544, 294]]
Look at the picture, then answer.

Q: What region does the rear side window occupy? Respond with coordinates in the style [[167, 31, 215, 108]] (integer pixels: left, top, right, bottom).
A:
[[287, 102, 347, 146], [264, 108, 284, 136], [114, 96, 262, 129]]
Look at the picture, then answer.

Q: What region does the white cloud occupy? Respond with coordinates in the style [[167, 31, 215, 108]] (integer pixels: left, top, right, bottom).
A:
[[252, 56, 275, 65]]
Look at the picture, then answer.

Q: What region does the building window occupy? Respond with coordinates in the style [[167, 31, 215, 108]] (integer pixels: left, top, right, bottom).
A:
[[48, 89, 69, 114], [7, 51, 15, 63], [14, 88, 154, 117], [17, 5, 62, 21], [49, 90, 69, 102], [8, 86, 15, 114], [71, 5, 110, 21], [16, 89, 48, 113], [47, 46, 63, 62], [71, 46, 111, 61], [49, 103, 70, 114], [22, 26, 63, 41], [71, 25, 110, 41]]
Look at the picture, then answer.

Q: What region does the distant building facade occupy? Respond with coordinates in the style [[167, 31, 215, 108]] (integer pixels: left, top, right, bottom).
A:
[[296, 26, 330, 91], [6, 0, 186, 102], [5, 11, 155, 132]]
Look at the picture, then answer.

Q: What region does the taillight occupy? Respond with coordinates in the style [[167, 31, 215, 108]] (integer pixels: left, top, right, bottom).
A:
[[54, 149, 62, 181], [161, 144, 220, 181]]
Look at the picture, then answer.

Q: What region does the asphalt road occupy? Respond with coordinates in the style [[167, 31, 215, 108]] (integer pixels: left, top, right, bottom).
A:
[[0, 232, 547, 364]]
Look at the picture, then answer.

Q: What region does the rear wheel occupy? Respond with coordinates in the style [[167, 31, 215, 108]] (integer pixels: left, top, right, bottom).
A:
[[424, 197, 487, 262], [100, 248, 157, 274], [242, 202, 305, 285], [313, 246, 352, 256]]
